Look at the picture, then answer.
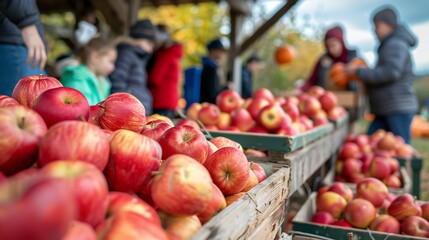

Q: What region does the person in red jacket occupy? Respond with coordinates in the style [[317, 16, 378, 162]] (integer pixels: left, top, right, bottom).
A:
[[148, 24, 183, 118]]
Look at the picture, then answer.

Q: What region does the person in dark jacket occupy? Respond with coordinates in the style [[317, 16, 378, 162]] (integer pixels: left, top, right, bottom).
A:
[[109, 19, 156, 115], [346, 6, 418, 144], [148, 24, 183, 118], [241, 55, 263, 99], [199, 38, 228, 104], [0, 0, 47, 95], [300, 26, 357, 91]]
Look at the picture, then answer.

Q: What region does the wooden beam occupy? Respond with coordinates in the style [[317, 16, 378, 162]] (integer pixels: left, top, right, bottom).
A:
[[238, 0, 299, 55], [227, 0, 252, 15], [128, 0, 141, 30], [90, 0, 128, 34]]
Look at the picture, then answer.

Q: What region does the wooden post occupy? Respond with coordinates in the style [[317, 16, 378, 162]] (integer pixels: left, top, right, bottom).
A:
[[228, 9, 245, 94], [127, 0, 141, 33]]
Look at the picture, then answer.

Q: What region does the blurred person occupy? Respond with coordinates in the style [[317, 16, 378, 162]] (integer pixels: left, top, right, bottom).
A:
[[345, 6, 418, 143], [0, 0, 47, 95], [199, 38, 228, 104], [299, 26, 357, 92], [241, 54, 263, 99], [60, 37, 116, 105], [109, 19, 156, 115], [148, 24, 183, 118]]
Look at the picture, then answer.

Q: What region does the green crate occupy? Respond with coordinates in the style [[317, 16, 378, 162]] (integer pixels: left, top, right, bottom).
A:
[[328, 114, 349, 130], [394, 154, 424, 198]]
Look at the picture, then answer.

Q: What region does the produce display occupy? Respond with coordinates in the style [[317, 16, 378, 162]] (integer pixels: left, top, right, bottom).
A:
[[0, 75, 268, 240], [328, 57, 367, 89], [186, 86, 346, 136], [311, 179, 429, 237]]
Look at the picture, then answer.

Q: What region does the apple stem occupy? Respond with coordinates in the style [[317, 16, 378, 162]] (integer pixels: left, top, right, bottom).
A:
[[77, 115, 86, 122], [18, 116, 25, 129], [39, 74, 43, 80], [151, 171, 162, 176]]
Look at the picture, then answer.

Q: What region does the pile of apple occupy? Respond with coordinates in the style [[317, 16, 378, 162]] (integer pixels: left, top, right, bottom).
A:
[[334, 130, 414, 188], [312, 178, 429, 237], [186, 86, 346, 136], [0, 75, 267, 240]]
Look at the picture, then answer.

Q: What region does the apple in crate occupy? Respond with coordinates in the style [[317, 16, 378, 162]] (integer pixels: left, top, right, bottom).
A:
[[0, 106, 47, 176], [300, 96, 321, 118], [369, 157, 391, 180], [258, 103, 285, 132], [225, 192, 246, 206], [216, 89, 242, 113], [210, 136, 243, 151], [281, 101, 300, 122], [41, 160, 108, 227], [331, 220, 352, 228], [250, 162, 266, 182], [0, 95, 19, 106], [186, 103, 202, 120], [88, 105, 102, 125], [197, 183, 227, 224], [338, 142, 360, 160], [140, 120, 172, 142], [176, 119, 201, 130], [0, 175, 76, 240], [247, 97, 270, 121], [316, 191, 347, 218], [242, 169, 259, 192], [253, 88, 274, 102], [198, 104, 220, 126], [216, 112, 232, 130], [231, 108, 255, 132], [146, 114, 174, 127], [342, 158, 362, 177], [356, 177, 388, 208], [38, 121, 110, 170], [96, 212, 168, 240], [383, 175, 402, 188], [62, 221, 97, 240], [159, 212, 202, 240], [395, 144, 414, 158], [388, 193, 422, 221], [369, 214, 400, 234], [105, 130, 161, 193], [207, 141, 218, 157], [98, 92, 146, 132], [152, 154, 213, 216], [311, 211, 335, 224], [307, 86, 325, 98], [328, 182, 353, 202], [401, 216, 429, 237], [159, 125, 209, 164], [422, 203, 429, 221], [204, 147, 250, 195], [344, 198, 377, 229], [319, 92, 338, 112], [12, 74, 62, 108]]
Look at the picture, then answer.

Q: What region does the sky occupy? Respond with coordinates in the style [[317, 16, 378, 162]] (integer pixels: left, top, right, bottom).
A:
[[264, 0, 429, 74]]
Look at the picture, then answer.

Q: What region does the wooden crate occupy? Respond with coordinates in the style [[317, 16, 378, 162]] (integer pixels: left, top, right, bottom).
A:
[[394, 152, 424, 198], [332, 90, 365, 125], [192, 166, 291, 240]]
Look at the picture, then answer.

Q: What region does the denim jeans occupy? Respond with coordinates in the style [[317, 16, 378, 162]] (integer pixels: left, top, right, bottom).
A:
[[0, 44, 46, 96], [367, 113, 415, 144]]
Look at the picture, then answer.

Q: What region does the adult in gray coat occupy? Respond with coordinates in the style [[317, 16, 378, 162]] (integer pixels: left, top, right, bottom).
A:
[[346, 6, 418, 143]]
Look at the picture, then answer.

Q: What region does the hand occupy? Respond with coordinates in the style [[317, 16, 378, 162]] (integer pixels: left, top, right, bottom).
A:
[[344, 64, 359, 77], [21, 25, 47, 70]]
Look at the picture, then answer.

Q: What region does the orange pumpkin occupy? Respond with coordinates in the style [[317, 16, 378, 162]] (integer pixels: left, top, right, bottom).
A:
[[329, 62, 349, 88], [349, 58, 367, 80], [275, 45, 294, 65]]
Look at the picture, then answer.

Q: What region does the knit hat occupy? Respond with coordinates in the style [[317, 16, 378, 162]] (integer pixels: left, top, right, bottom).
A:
[[206, 39, 227, 52], [324, 26, 344, 42], [373, 7, 397, 27], [129, 19, 156, 43]]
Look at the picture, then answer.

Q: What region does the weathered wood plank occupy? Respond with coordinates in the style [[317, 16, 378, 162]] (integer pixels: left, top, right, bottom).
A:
[[247, 201, 285, 240]]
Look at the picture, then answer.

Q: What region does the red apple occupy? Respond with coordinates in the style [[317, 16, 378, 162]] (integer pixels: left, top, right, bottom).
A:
[[41, 161, 108, 227], [276, 124, 300, 136], [105, 130, 161, 193], [205, 125, 218, 131], [369, 214, 400, 234], [328, 182, 353, 202], [388, 193, 422, 221], [176, 118, 201, 130], [338, 142, 360, 160], [96, 212, 168, 240], [387, 157, 400, 174], [62, 221, 97, 240], [216, 112, 231, 130], [421, 203, 429, 222], [383, 175, 402, 188], [204, 147, 250, 195], [317, 186, 330, 202], [311, 211, 335, 224], [316, 191, 347, 218], [275, 96, 286, 105], [137, 178, 156, 208], [225, 192, 245, 206], [344, 198, 377, 229], [395, 144, 414, 158], [356, 177, 388, 208], [210, 136, 243, 152], [159, 212, 202, 240], [33, 87, 90, 127], [216, 90, 242, 113], [401, 216, 429, 237], [248, 124, 269, 134], [146, 114, 174, 127], [285, 95, 299, 105], [247, 97, 270, 121], [198, 104, 220, 126], [159, 125, 209, 164], [348, 172, 366, 183], [197, 183, 227, 224], [88, 105, 102, 125], [38, 121, 109, 170], [98, 92, 146, 132], [327, 106, 345, 121], [307, 86, 325, 98], [12, 74, 63, 108], [258, 103, 285, 131], [377, 132, 396, 151], [245, 149, 267, 158], [281, 102, 300, 122], [342, 158, 362, 177], [152, 154, 213, 216], [242, 98, 253, 109], [250, 162, 266, 182], [242, 169, 259, 192], [369, 157, 391, 180], [298, 115, 314, 131], [0, 106, 47, 176], [231, 108, 255, 132], [300, 96, 322, 118], [140, 120, 172, 142], [0, 95, 19, 106], [186, 103, 202, 120], [0, 172, 5, 183], [313, 117, 330, 127], [331, 220, 352, 228], [252, 88, 274, 102], [318, 92, 338, 112]]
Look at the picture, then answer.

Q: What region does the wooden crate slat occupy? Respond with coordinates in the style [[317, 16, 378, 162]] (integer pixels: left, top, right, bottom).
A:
[[247, 201, 285, 240]]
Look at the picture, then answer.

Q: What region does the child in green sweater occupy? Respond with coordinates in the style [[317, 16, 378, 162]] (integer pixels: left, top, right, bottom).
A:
[[61, 37, 117, 105]]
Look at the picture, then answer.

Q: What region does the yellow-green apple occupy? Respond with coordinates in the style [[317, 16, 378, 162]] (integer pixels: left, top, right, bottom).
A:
[[344, 198, 377, 229], [12, 74, 62, 108], [140, 120, 172, 142], [388, 193, 422, 221], [316, 191, 347, 218], [247, 97, 270, 121], [96, 212, 168, 240], [253, 88, 274, 102], [197, 183, 226, 224], [0, 95, 19, 106], [422, 203, 429, 221], [198, 104, 220, 126], [41, 161, 108, 227], [281, 102, 300, 122], [316, 186, 330, 202], [62, 221, 97, 240], [383, 175, 401, 188], [0, 106, 47, 176], [98, 93, 146, 132], [105, 130, 161, 192], [331, 220, 352, 228], [152, 154, 213, 216], [210, 137, 243, 152], [328, 182, 353, 202], [395, 144, 414, 158], [216, 90, 243, 113], [356, 177, 388, 208], [225, 192, 245, 206], [186, 102, 202, 120], [250, 162, 266, 182], [369, 157, 391, 180], [242, 169, 258, 192], [319, 92, 338, 112], [342, 158, 362, 178], [369, 214, 400, 234], [377, 132, 396, 151], [401, 216, 429, 237], [245, 149, 267, 158], [88, 105, 102, 125], [248, 124, 269, 134], [0, 175, 76, 240], [146, 114, 174, 127], [231, 108, 255, 132], [307, 86, 325, 98], [338, 142, 360, 160], [159, 125, 209, 164], [158, 212, 202, 240], [300, 96, 321, 118], [258, 103, 285, 132], [106, 192, 160, 225], [33, 87, 90, 127], [204, 147, 250, 195], [216, 112, 231, 130], [328, 106, 345, 121], [311, 211, 335, 224], [38, 121, 109, 170], [207, 141, 219, 158], [176, 119, 201, 130]]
